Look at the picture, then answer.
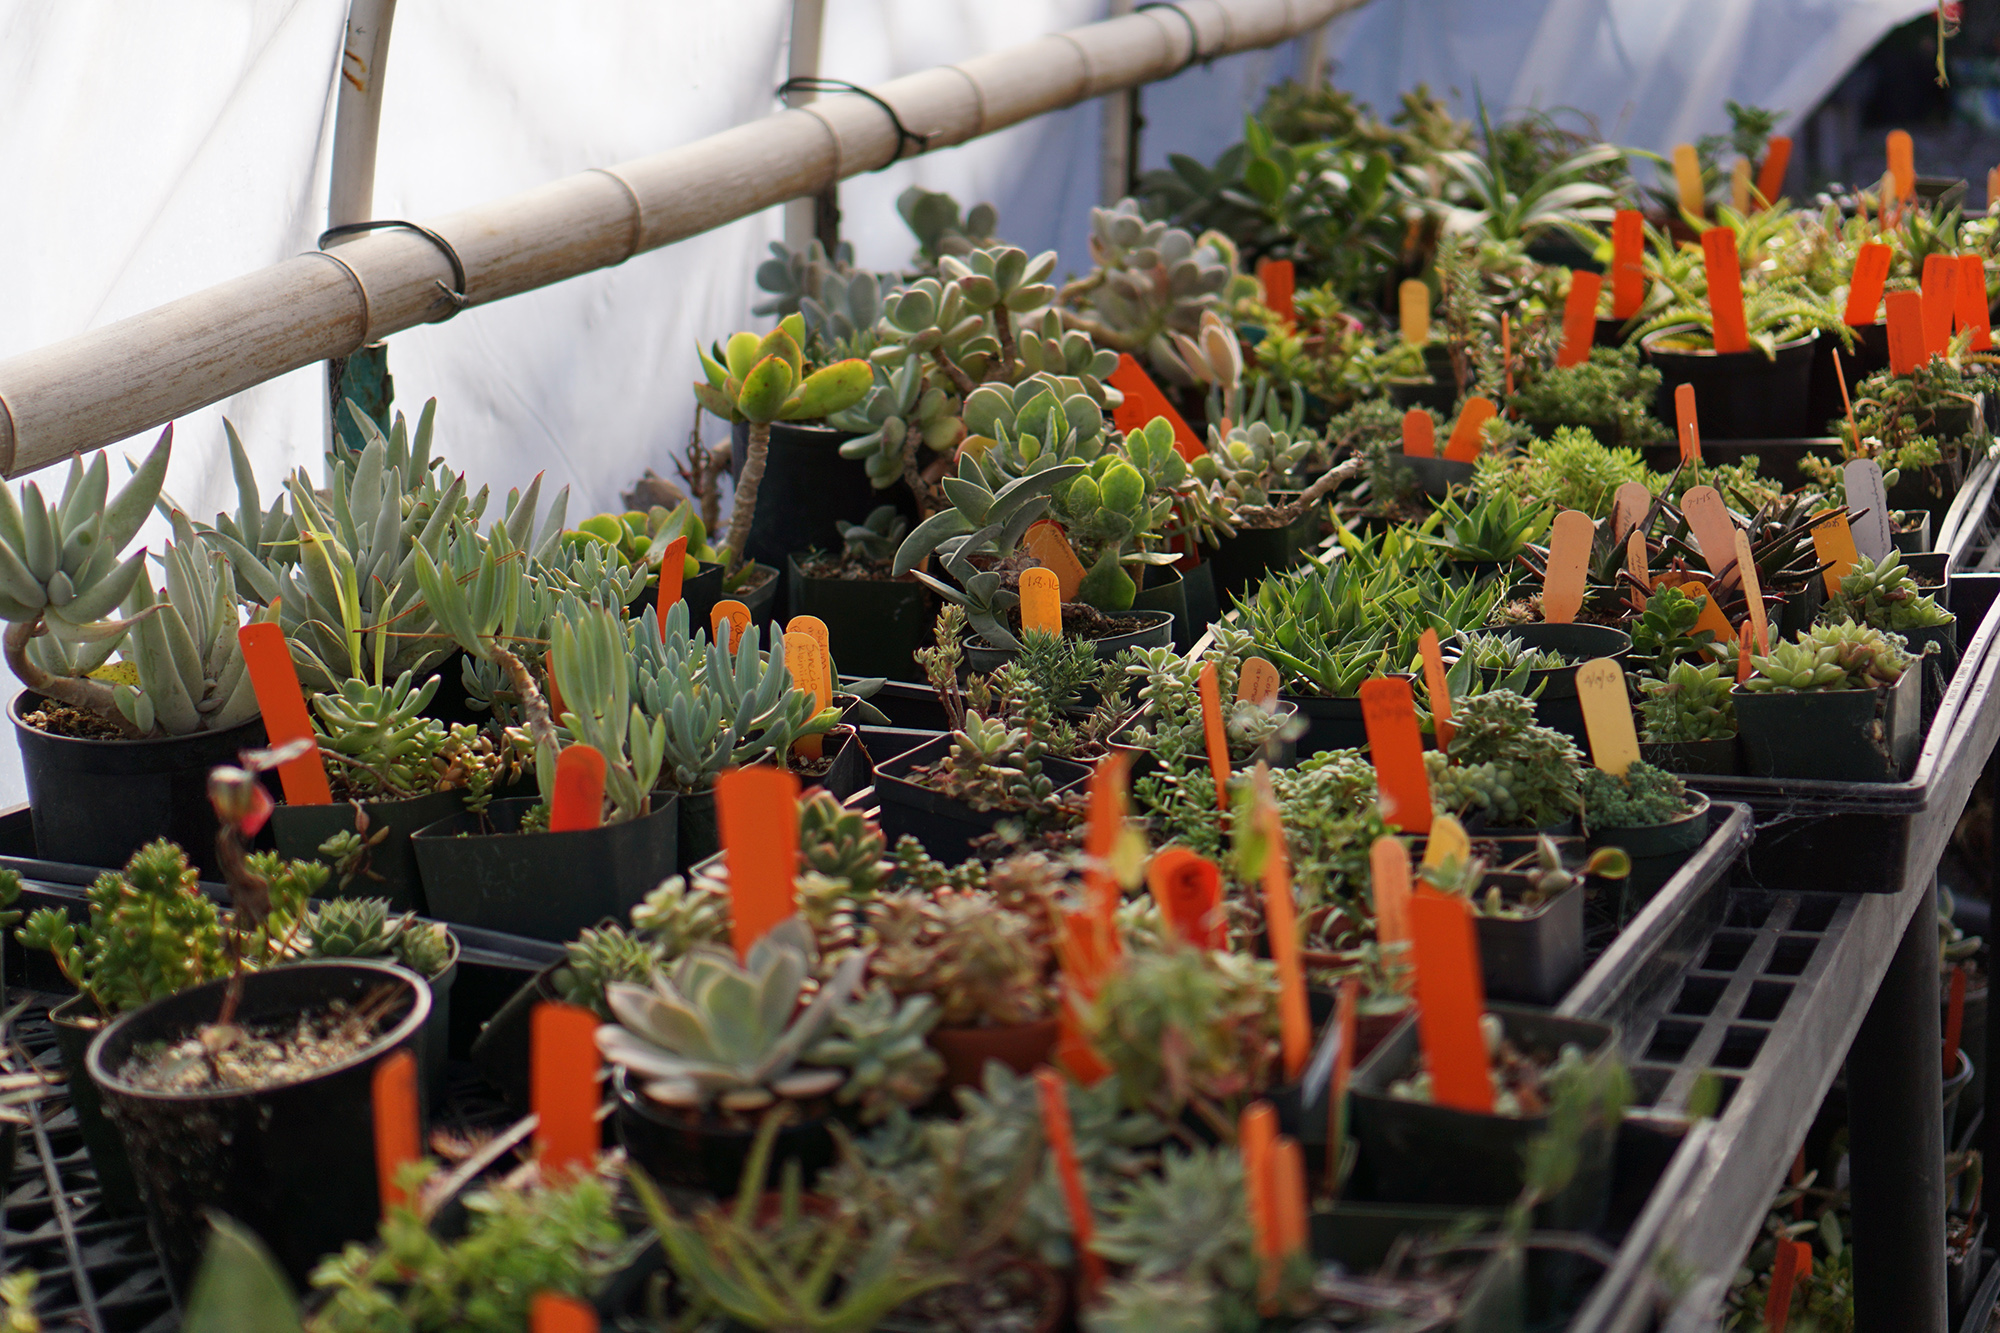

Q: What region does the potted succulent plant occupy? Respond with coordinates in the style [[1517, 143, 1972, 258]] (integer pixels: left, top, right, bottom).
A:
[[1190, 418, 1332, 601], [1821, 549, 1957, 687], [1637, 659, 1741, 775], [1733, 619, 1920, 782], [1581, 760, 1712, 890], [871, 712, 1091, 864], [1445, 622, 1632, 747], [1425, 690, 1586, 835], [1417, 488, 1552, 587], [786, 505, 933, 681]]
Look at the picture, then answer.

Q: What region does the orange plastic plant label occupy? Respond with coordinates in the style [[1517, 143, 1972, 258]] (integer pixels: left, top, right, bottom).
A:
[[1443, 397, 1495, 463], [1237, 656, 1282, 708], [1921, 252, 1957, 358], [1764, 1235, 1805, 1333], [532, 1001, 601, 1180], [1611, 209, 1646, 318], [787, 614, 831, 666], [1887, 129, 1915, 200], [1680, 486, 1738, 583], [1148, 846, 1225, 950], [1812, 510, 1861, 596], [1418, 627, 1453, 749], [711, 599, 750, 653], [1756, 136, 1792, 207], [717, 765, 800, 957], [1737, 632, 1753, 684], [1240, 1100, 1280, 1285], [1401, 407, 1436, 458], [1019, 566, 1064, 636], [1025, 520, 1087, 600], [1576, 658, 1640, 776], [1701, 228, 1749, 354], [1360, 677, 1431, 833], [1557, 271, 1601, 368], [655, 535, 689, 638], [1612, 481, 1653, 544], [1675, 383, 1701, 466], [1197, 661, 1232, 816], [1682, 580, 1738, 644], [1542, 510, 1594, 624], [1957, 254, 1992, 351], [237, 622, 333, 806], [1732, 529, 1768, 655], [1947, 963, 1967, 1076], [1398, 279, 1431, 344], [1272, 1136, 1307, 1263], [371, 1048, 419, 1218], [532, 1294, 599, 1333], [1257, 257, 1296, 326], [1256, 791, 1312, 1079], [548, 744, 607, 833], [1844, 243, 1893, 325], [1370, 834, 1414, 951], [1037, 1068, 1106, 1301], [1672, 143, 1704, 216], [783, 631, 829, 760], [1085, 752, 1131, 937], [1109, 354, 1203, 462], [1409, 888, 1495, 1113], [1886, 288, 1926, 374]]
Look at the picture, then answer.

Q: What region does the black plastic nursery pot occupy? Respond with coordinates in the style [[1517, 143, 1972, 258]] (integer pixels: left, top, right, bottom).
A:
[[1310, 1205, 1522, 1333], [1943, 1048, 1975, 1146], [467, 961, 561, 1112], [665, 560, 726, 631], [1111, 700, 1303, 772], [729, 419, 900, 590], [612, 1067, 837, 1197], [1474, 879, 1585, 1006], [869, 735, 1092, 865], [670, 784, 717, 872], [1588, 791, 1713, 898], [1641, 328, 1817, 439], [785, 553, 931, 682], [1390, 454, 1477, 499], [964, 609, 1174, 676], [418, 944, 460, 1103], [1731, 667, 1920, 784], [1449, 623, 1633, 748], [49, 995, 141, 1216], [1894, 510, 1935, 555], [1208, 506, 1322, 605], [733, 561, 782, 629], [1280, 690, 1372, 759], [411, 795, 679, 942], [1129, 565, 1195, 652], [1641, 737, 1741, 777], [1348, 1004, 1620, 1232], [271, 788, 469, 915], [86, 959, 430, 1291], [1636, 437, 1844, 493], [1806, 323, 1889, 435], [11, 692, 268, 879]]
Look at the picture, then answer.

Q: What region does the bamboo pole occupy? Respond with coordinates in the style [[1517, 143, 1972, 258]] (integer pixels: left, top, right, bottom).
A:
[[0, 0, 1366, 478]]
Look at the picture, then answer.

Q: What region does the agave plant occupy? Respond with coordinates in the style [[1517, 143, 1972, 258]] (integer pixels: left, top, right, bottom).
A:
[[596, 917, 870, 1113]]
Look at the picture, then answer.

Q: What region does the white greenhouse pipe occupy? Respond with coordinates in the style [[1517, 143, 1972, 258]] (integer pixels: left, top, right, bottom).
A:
[[0, 0, 1365, 478], [327, 0, 400, 229]]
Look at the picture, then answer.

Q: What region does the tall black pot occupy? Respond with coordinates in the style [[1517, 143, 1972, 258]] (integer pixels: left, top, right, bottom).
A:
[[11, 692, 268, 878], [49, 995, 141, 1216], [1807, 323, 1889, 435], [86, 960, 430, 1292], [1209, 506, 1320, 606], [1641, 328, 1817, 439], [270, 789, 469, 915], [729, 420, 910, 601], [784, 553, 932, 682], [411, 795, 679, 941]]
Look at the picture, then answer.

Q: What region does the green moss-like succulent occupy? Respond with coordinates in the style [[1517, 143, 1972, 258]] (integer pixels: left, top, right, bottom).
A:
[[1424, 689, 1585, 829], [1582, 761, 1693, 830]]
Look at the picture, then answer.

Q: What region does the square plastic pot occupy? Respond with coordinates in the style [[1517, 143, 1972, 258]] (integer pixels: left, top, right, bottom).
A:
[[785, 552, 932, 682], [271, 788, 469, 914], [1732, 668, 1920, 783], [1474, 879, 1585, 1006], [412, 795, 678, 941], [869, 735, 1090, 865]]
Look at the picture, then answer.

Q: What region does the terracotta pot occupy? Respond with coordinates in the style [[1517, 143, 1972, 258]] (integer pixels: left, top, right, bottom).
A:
[[928, 1018, 1061, 1088]]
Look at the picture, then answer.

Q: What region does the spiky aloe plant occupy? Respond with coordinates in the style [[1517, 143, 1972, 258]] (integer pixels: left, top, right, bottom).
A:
[[693, 313, 873, 573], [546, 600, 667, 824], [0, 430, 170, 737]]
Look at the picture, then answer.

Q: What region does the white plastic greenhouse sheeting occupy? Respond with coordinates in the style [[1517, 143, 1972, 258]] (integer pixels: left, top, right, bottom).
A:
[[0, 0, 1931, 809]]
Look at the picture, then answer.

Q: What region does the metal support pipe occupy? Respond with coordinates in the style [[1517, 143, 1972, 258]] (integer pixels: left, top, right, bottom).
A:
[[782, 0, 834, 253], [1847, 874, 1947, 1333], [327, 0, 400, 229], [0, 0, 1369, 478]]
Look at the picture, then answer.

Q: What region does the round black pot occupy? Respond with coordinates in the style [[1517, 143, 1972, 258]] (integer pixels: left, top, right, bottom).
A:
[[964, 609, 1174, 676], [1588, 792, 1713, 899], [1639, 737, 1741, 777], [49, 995, 141, 1216], [86, 959, 430, 1292], [1594, 316, 1635, 348], [1641, 328, 1817, 440], [728, 419, 897, 588], [11, 692, 268, 879], [467, 963, 561, 1113], [1447, 623, 1633, 748], [1732, 670, 1920, 783], [1387, 377, 1456, 414], [1208, 506, 1321, 606], [411, 795, 679, 942], [1281, 689, 1378, 760], [1348, 1005, 1619, 1233], [613, 1067, 836, 1197], [785, 553, 932, 682], [419, 944, 460, 1104], [271, 789, 470, 915], [1807, 323, 1888, 436]]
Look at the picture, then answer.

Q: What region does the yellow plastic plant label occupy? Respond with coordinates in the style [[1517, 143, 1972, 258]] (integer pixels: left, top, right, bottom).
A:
[[1025, 520, 1087, 600], [1541, 509, 1595, 624], [787, 614, 832, 677], [1421, 812, 1470, 869], [1732, 529, 1768, 655], [783, 630, 829, 760], [1576, 658, 1640, 776], [1730, 158, 1752, 214], [1020, 566, 1064, 635], [1812, 510, 1861, 596], [1672, 143, 1704, 216], [1398, 279, 1430, 344]]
